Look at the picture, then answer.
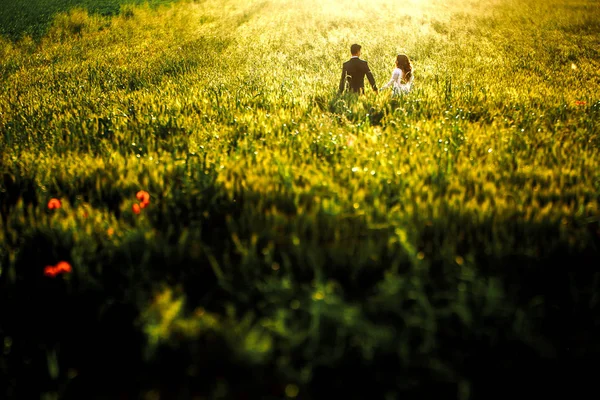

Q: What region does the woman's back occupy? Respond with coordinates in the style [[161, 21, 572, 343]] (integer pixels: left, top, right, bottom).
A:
[[383, 66, 413, 94]]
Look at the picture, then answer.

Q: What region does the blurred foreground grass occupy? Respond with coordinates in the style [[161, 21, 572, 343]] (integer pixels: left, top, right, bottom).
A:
[[1, 0, 599, 398]]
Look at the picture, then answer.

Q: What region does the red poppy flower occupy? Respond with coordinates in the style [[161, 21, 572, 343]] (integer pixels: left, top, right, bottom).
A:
[[575, 100, 586, 106], [55, 261, 72, 273], [132, 203, 141, 214], [44, 261, 72, 278], [47, 198, 61, 210], [44, 266, 58, 277], [136, 190, 150, 205]]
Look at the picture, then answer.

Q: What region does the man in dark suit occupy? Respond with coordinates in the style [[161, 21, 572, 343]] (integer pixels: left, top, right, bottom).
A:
[[339, 44, 378, 94]]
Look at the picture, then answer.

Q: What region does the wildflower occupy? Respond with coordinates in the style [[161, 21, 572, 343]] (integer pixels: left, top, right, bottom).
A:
[[132, 203, 141, 214], [55, 261, 72, 273], [575, 100, 586, 106], [44, 261, 72, 278], [347, 134, 356, 147], [136, 190, 150, 208], [47, 198, 61, 210], [107, 228, 114, 236]]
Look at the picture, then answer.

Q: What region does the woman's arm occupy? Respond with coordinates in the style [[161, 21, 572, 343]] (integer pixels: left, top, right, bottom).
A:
[[381, 69, 400, 90]]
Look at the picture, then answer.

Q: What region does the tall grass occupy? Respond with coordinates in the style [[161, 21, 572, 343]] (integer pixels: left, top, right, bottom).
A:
[[0, 0, 180, 40], [1, 0, 599, 398]]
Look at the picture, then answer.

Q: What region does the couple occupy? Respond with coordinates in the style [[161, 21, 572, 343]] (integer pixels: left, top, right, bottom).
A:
[[338, 43, 413, 95]]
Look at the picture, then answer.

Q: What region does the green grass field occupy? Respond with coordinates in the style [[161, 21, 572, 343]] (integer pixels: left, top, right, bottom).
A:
[[1, 0, 600, 398], [0, 0, 178, 40]]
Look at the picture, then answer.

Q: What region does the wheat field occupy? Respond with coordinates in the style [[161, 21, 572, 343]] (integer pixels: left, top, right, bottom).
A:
[[1, 0, 599, 398]]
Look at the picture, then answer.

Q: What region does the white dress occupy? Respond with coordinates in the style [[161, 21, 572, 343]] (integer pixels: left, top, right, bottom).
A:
[[381, 67, 413, 94]]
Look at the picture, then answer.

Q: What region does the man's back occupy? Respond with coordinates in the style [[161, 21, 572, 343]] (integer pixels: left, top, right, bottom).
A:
[[339, 57, 377, 94]]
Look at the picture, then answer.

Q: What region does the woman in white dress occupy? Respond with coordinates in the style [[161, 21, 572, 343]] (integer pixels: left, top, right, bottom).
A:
[[381, 54, 413, 95]]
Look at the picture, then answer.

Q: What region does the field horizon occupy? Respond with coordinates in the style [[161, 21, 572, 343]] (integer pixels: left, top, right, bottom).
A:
[[1, 0, 599, 398]]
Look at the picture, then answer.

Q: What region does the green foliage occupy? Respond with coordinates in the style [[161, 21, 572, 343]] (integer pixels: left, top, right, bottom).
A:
[[0, 0, 180, 40], [0, 0, 599, 398]]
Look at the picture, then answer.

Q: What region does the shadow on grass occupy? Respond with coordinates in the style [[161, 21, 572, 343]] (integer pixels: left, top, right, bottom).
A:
[[1, 167, 599, 398]]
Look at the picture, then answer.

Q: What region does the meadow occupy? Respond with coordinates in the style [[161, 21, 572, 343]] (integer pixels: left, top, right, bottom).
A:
[[0, 0, 178, 40], [0, 0, 599, 398]]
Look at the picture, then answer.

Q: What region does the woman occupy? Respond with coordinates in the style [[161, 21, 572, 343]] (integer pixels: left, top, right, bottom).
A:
[[381, 54, 413, 95]]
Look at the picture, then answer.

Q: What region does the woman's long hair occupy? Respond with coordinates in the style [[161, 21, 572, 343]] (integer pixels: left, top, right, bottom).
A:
[[396, 54, 412, 83]]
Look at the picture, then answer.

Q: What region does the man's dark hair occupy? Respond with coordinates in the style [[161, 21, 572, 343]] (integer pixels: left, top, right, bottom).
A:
[[350, 44, 361, 55]]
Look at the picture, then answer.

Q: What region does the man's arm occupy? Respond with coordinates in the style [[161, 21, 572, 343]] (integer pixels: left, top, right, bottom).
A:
[[339, 64, 348, 94], [365, 62, 377, 92]]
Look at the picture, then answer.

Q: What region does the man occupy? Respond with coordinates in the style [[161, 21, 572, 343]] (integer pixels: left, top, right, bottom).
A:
[[339, 44, 378, 94]]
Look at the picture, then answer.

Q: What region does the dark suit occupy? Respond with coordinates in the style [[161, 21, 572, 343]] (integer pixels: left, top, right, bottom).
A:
[[339, 57, 378, 94]]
